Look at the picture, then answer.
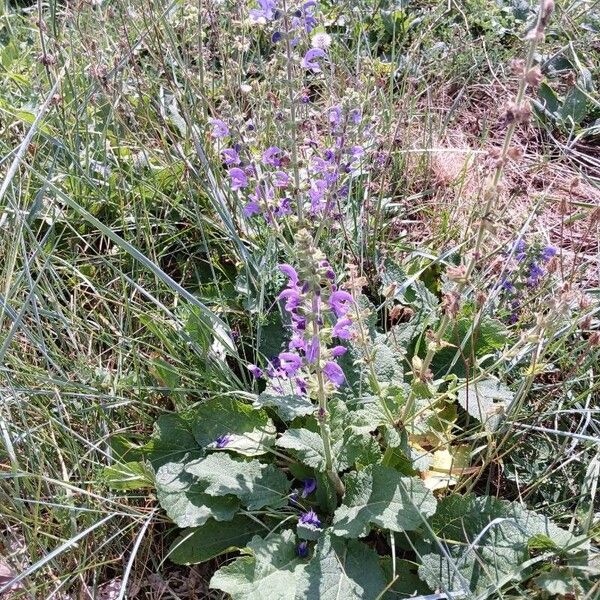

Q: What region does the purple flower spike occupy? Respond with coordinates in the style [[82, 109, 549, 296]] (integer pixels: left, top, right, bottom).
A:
[[301, 48, 326, 72], [279, 264, 299, 286], [297, 541, 309, 558], [299, 509, 321, 528], [331, 345, 347, 358], [215, 434, 232, 449], [541, 246, 557, 262], [332, 318, 353, 340], [323, 361, 345, 386], [262, 146, 283, 167], [209, 119, 229, 139], [514, 239, 526, 262], [229, 167, 248, 191], [248, 364, 263, 378], [279, 352, 302, 376], [222, 148, 240, 165], [329, 290, 353, 318], [527, 262, 544, 287], [301, 478, 317, 498]]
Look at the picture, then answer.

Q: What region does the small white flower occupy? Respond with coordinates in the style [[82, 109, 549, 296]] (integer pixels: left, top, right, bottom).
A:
[[240, 83, 253, 94], [311, 32, 332, 50]]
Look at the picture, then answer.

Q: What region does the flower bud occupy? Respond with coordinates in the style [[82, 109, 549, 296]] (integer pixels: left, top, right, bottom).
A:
[[525, 66, 543, 87]]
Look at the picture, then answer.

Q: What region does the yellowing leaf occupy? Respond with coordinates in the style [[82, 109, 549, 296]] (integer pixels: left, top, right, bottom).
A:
[[421, 446, 470, 491]]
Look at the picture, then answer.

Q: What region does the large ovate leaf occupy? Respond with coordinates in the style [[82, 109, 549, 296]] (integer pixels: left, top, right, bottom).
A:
[[254, 390, 314, 422], [332, 465, 437, 538], [417, 493, 588, 594], [155, 460, 239, 528], [210, 530, 305, 600], [192, 397, 276, 456], [277, 429, 326, 470], [185, 453, 291, 510], [168, 515, 269, 565], [146, 412, 202, 469], [456, 378, 512, 430], [296, 533, 386, 600]]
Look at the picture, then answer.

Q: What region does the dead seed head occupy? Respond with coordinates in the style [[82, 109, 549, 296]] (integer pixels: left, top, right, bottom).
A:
[[525, 66, 543, 87]]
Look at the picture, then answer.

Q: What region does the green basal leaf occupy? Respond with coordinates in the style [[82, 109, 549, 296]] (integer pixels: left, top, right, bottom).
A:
[[332, 465, 437, 538], [168, 515, 269, 565], [254, 390, 314, 422], [417, 493, 588, 594], [210, 530, 305, 600], [155, 460, 239, 528], [380, 557, 431, 598], [185, 453, 291, 510], [146, 412, 203, 470], [295, 532, 387, 600], [277, 428, 326, 470], [102, 460, 154, 490], [456, 378, 512, 430], [192, 397, 276, 456]]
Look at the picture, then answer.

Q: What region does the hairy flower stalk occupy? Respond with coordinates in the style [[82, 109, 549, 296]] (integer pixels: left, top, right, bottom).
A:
[[268, 230, 349, 496], [403, 0, 554, 422]]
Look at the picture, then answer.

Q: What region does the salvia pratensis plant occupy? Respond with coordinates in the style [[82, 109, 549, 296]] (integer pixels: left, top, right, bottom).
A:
[[86, 0, 599, 597]]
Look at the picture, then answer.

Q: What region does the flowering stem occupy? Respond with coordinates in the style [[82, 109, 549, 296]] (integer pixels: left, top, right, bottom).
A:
[[311, 290, 345, 497], [281, 0, 303, 225]]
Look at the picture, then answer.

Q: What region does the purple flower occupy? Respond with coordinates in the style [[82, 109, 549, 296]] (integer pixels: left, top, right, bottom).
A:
[[350, 108, 362, 124], [271, 31, 282, 43], [331, 345, 347, 358], [527, 262, 544, 287], [215, 434, 232, 449], [210, 118, 229, 138], [279, 288, 302, 311], [541, 246, 557, 262], [500, 278, 514, 293], [289, 335, 307, 352], [329, 290, 353, 318], [301, 48, 326, 72], [297, 541, 309, 558], [514, 239, 526, 262], [299, 509, 321, 528], [279, 263, 299, 286], [229, 167, 248, 190], [243, 199, 261, 217], [296, 377, 308, 394], [305, 336, 320, 363], [249, 0, 277, 21], [262, 146, 283, 167], [301, 478, 317, 498], [273, 170, 290, 188], [323, 361, 345, 386], [279, 352, 302, 376], [275, 197, 292, 217], [222, 148, 240, 165], [329, 106, 342, 127], [248, 364, 263, 378], [332, 318, 353, 340], [309, 179, 327, 213]]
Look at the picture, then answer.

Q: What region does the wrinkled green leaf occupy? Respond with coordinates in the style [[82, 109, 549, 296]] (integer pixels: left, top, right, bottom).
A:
[[185, 453, 291, 510], [255, 391, 314, 422], [277, 429, 326, 470], [192, 397, 276, 456], [210, 530, 305, 600], [332, 465, 437, 538], [155, 460, 239, 528], [146, 412, 202, 469], [168, 516, 268, 565], [296, 533, 386, 599]]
